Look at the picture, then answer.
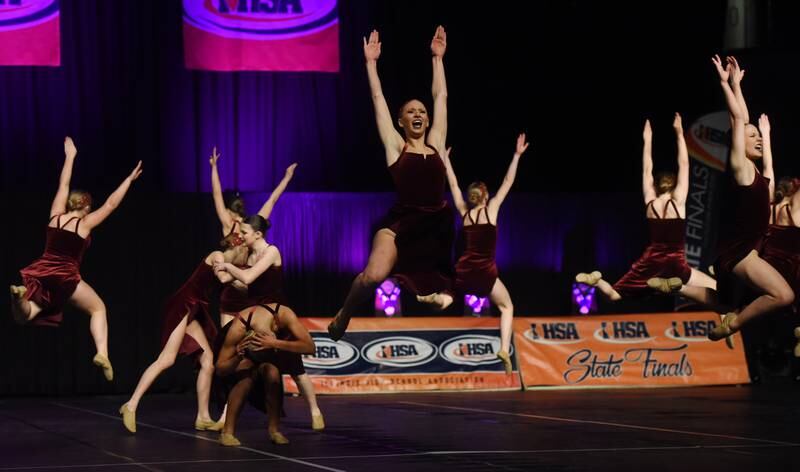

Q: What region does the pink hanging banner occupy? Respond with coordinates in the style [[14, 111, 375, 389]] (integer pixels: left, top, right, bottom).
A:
[[183, 0, 339, 72], [0, 0, 60, 66]]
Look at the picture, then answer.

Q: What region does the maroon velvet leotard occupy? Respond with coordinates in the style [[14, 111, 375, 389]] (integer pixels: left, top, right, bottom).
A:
[[20, 215, 91, 327], [759, 203, 800, 300], [454, 207, 498, 297], [159, 260, 221, 360], [613, 199, 692, 297], [381, 144, 454, 296], [715, 168, 770, 274]]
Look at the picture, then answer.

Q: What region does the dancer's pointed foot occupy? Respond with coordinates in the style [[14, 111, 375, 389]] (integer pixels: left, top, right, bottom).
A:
[[195, 418, 224, 432], [119, 403, 136, 433], [647, 277, 683, 294], [311, 413, 325, 431], [270, 431, 290, 445], [220, 433, 241, 447], [9, 285, 30, 324], [93, 354, 114, 381], [497, 350, 513, 374], [709, 312, 737, 349], [327, 310, 349, 341], [416, 292, 453, 311], [575, 271, 602, 286]]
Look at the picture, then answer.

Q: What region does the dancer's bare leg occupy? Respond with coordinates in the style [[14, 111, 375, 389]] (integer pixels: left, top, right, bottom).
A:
[[69, 280, 112, 380], [329, 229, 397, 339], [728, 251, 794, 330], [221, 367, 255, 445], [185, 320, 216, 424], [595, 279, 622, 301], [125, 314, 188, 413], [678, 268, 719, 308], [293, 373, 324, 430], [261, 364, 288, 444], [489, 278, 514, 374]]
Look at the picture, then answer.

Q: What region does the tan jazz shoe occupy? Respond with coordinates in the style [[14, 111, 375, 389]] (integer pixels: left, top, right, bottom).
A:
[[119, 403, 136, 433], [496, 350, 513, 374], [311, 413, 325, 431], [270, 431, 290, 445], [708, 312, 737, 349], [93, 354, 114, 381], [220, 433, 241, 447]]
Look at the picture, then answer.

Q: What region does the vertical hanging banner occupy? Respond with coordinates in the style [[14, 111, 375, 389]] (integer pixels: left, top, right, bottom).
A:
[[683, 111, 730, 271], [183, 0, 339, 72], [0, 0, 60, 66]]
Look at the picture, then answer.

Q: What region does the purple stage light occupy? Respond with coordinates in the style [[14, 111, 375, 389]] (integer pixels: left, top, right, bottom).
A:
[[375, 278, 402, 317], [572, 282, 597, 315], [464, 294, 490, 316]]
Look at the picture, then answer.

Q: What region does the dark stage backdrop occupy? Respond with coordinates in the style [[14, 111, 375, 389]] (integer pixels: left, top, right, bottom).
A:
[[1, 191, 658, 396], [1, 1, 798, 195]]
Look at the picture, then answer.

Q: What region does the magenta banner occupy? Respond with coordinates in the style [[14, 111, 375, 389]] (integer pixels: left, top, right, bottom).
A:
[[0, 0, 60, 66], [183, 0, 339, 72]]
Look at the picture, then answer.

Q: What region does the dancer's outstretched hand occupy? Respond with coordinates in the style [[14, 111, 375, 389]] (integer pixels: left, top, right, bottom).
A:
[[363, 30, 381, 62], [515, 133, 529, 157], [711, 54, 730, 82], [431, 25, 447, 57], [128, 161, 143, 182], [209, 146, 222, 167], [285, 162, 298, 178], [643, 119, 652, 141], [727, 56, 745, 86], [758, 113, 770, 135], [673, 113, 683, 135], [64, 137, 77, 160]]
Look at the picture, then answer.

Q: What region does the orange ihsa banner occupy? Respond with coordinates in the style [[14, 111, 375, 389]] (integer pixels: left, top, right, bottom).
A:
[[514, 312, 750, 388]]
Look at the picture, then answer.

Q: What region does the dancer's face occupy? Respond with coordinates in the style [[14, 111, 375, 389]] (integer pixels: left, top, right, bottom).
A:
[[397, 100, 429, 139], [239, 223, 262, 248], [745, 124, 763, 160]]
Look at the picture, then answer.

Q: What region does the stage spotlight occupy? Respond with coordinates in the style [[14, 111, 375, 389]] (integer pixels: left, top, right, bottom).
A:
[[375, 278, 402, 317], [572, 282, 597, 315], [464, 294, 490, 316]]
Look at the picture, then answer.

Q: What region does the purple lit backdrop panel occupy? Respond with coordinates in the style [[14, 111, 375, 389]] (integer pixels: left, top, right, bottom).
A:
[[237, 192, 645, 277]]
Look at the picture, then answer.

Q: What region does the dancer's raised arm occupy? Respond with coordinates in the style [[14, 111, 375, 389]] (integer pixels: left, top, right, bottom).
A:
[[489, 133, 529, 213], [758, 114, 775, 200], [257, 163, 296, 220], [712, 54, 750, 185], [82, 161, 142, 230], [427, 25, 448, 152], [672, 114, 690, 207], [442, 147, 466, 215], [364, 30, 404, 165], [50, 137, 78, 217], [641, 120, 656, 205], [209, 147, 236, 233]]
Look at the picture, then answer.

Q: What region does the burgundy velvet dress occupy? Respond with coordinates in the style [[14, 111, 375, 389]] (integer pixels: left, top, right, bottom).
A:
[[159, 260, 221, 360], [454, 207, 498, 297], [20, 215, 91, 327], [759, 204, 800, 298], [613, 199, 692, 297], [381, 144, 454, 296], [714, 168, 770, 303]]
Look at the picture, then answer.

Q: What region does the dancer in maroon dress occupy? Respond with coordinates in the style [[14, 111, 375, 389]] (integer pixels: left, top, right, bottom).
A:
[[707, 56, 793, 347], [215, 303, 315, 447], [576, 115, 717, 306], [10, 137, 142, 382], [213, 215, 316, 445], [328, 26, 453, 340], [118, 248, 246, 433], [210, 150, 322, 428], [209, 146, 296, 326], [423, 134, 529, 374]]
